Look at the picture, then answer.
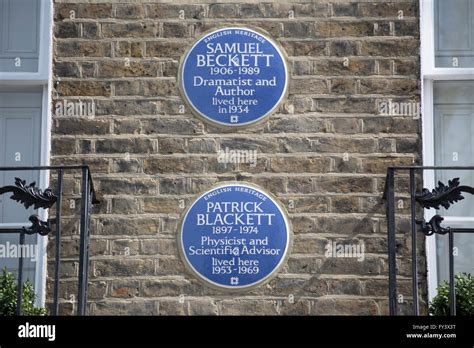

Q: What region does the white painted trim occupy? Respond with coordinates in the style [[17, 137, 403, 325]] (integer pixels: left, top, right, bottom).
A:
[[420, 0, 435, 77], [424, 71, 474, 80], [421, 78, 438, 301], [0, 0, 51, 84], [421, 0, 439, 302], [35, 84, 52, 308], [34, 0, 54, 308], [441, 216, 474, 223], [38, 0, 53, 82]]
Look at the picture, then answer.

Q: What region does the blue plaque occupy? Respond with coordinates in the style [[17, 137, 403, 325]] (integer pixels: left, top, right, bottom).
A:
[[179, 183, 291, 290], [180, 27, 288, 127]]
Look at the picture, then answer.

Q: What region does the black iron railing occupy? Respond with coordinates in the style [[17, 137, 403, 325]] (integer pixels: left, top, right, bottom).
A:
[[383, 166, 474, 316], [0, 165, 98, 315]]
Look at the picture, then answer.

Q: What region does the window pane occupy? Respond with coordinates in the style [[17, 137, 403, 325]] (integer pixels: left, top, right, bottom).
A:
[[0, 0, 40, 73], [435, 0, 474, 67], [0, 89, 42, 282], [436, 223, 474, 283], [433, 81, 474, 282]]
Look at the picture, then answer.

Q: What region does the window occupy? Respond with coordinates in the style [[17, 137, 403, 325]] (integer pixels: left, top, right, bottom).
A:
[[0, 86, 42, 282], [433, 81, 474, 282], [0, 0, 41, 73], [421, 0, 474, 298], [0, 0, 51, 80], [434, 0, 474, 67], [0, 0, 52, 306]]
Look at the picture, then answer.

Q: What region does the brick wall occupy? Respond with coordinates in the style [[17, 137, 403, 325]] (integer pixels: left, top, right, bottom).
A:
[[50, 0, 423, 315]]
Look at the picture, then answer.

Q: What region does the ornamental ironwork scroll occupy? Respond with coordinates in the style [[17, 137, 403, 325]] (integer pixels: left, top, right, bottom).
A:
[[415, 177, 474, 236], [0, 177, 57, 235]]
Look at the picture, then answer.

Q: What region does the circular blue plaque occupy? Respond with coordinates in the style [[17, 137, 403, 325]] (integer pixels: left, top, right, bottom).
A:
[[179, 183, 290, 290], [180, 27, 288, 127]]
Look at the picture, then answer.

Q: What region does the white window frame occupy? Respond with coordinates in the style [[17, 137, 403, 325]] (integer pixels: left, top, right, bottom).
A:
[[0, 0, 52, 84], [421, 0, 474, 79], [0, 0, 53, 307], [420, 0, 474, 300]]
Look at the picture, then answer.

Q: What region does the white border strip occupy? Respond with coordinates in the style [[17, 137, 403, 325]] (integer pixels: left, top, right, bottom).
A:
[[420, 0, 439, 302], [35, 0, 53, 307]]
